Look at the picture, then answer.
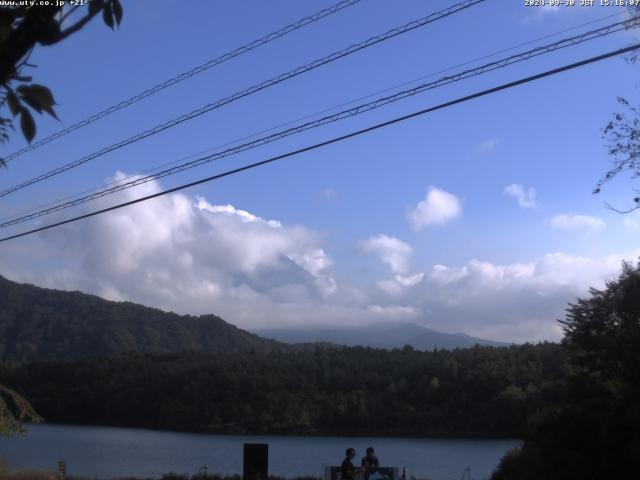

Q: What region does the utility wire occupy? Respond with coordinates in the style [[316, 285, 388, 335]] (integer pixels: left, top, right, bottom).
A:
[[0, 0, 487, 199], [1, 17, 635, 228], [2, 0, 364, 163], [1, 42, 638, 244], [0, 9, 625, 225]]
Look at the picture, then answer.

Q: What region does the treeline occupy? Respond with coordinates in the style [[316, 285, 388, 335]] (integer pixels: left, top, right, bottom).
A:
[[0, 342, 566, 438], [491, 261, 640, 479]]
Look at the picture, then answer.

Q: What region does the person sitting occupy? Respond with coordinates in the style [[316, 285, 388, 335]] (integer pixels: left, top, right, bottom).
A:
[[341, 447, 359, 480], [361, 447, 379, 479]]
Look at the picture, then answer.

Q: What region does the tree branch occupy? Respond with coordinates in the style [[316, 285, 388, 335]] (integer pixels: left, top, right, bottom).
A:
[[0, 6, 61, 86], [56, 1, 104, 43]]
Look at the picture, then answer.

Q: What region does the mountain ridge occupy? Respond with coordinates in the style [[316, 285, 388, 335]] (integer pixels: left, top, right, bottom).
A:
[[256, 322, 508, 350], [0, 274, 285, 363], [0, 274, 507, 363]]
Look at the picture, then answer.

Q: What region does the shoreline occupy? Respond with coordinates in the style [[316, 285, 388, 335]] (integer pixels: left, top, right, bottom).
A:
[[21, 422, 523, 442]]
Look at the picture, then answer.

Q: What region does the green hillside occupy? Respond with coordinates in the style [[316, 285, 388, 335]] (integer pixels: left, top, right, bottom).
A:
[[0, 275, 284, 362]]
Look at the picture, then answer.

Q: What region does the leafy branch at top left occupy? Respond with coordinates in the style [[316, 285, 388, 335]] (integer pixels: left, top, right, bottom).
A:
[[0, 0, 123, 439], [0, 0, 124, 167]]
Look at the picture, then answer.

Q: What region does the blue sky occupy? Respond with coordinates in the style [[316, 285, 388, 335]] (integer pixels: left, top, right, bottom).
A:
[[1, 0, 640, 342]]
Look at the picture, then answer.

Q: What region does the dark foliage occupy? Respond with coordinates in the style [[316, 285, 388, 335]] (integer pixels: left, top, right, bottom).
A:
[[0, 0, 122, 154], [596, 98, 640, 211], [0, 275, 285, 362], [491, 261, 640, 479], [593, 6, 640, 210], [0, 342, 566, 438], [79, 474, 316, 480]]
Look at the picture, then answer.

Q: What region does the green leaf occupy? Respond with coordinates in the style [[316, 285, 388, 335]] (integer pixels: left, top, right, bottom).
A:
[[113, 0, 123, 26], [88, 0, 103, 16], [7, 92, 20, 117], [18, 84, 58, 119], [19, 96, 43, 114], [23, 84, 55, 105], [42, 104, 58, 120], [19, 108, 35, 143], [103, 1, 114, 30]]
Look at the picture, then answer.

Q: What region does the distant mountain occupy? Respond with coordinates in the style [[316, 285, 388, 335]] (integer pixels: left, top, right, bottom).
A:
[[0, 275, 285, 363], [256, 322, 508, 350]]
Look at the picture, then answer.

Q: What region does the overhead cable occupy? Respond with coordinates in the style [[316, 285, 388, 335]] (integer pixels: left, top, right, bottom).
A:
[[1, 16, 635, 228], [0, 0, 487, 198], [2, 0, 365, 163], [1, 42, 638, 243], [2, 8, 623, 225]]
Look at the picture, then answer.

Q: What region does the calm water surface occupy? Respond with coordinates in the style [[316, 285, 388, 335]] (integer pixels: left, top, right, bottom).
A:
[[0, 424, 519, 480]]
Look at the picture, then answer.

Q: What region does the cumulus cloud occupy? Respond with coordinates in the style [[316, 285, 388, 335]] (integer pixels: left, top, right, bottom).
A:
[[377, 273, 425, 296], [406, 251, 638, 342], [504, 184, 538, 208], [367, 304, 420, 318], [551, 213, 605, 231], [407, 187, 462, 230], [1, 172, 637, 342], [360, 235, 424, 295], [360, 234, 413, 274], [0, 172, 345, 330], [623, 212, 640, 231]]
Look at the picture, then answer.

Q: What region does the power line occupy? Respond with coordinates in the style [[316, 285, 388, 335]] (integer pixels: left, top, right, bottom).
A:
[[2, 0, 364, 163], [0, 9, 625, 226], [0, 0, 487, 199], [1, 42, 637, 244], [1, 17, 635, 228]]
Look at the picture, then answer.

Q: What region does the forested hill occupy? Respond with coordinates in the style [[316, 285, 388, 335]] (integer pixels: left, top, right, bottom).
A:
[[1, 343, 566, 438], [0, 275, 285, 362]]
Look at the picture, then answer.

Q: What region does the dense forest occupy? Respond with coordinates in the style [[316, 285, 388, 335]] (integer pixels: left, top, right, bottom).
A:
[[2, 261, 639, 478], [0, 342, 565, 438], [491, 261, 640, 479], [0, 275, 285, 362]]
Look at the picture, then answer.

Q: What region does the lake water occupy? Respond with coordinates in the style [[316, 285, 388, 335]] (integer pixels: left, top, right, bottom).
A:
[[0, 424, 519, 480]]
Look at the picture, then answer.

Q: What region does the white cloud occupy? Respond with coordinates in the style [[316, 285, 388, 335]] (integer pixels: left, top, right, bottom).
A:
[[407, 187, 462, 230], [551, 213, 605, 231], [360, 234, 413, 274], [0, 172, 345, 330], [623, 212, 640, 231], [289, 248, 336, 295], [360, 235, 424, 295], [395, 273, 425, 287], [504, 184, 538, 208], [197, 200, 282, 228], [1, 172, 637, 343], [377, 273, 425, 295], [479, 138, 499, 152], [289, 248, 333, 277], [408, 251, 638, 342], [367, 304, 419, 318], [427, 254, 618, 294]]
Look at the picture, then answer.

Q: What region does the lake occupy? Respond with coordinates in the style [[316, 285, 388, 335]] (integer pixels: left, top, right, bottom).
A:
[[0, 424, 519, 480]]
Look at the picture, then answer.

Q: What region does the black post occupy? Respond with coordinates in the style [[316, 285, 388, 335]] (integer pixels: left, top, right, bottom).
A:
[[243, 443, 268, 480]]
